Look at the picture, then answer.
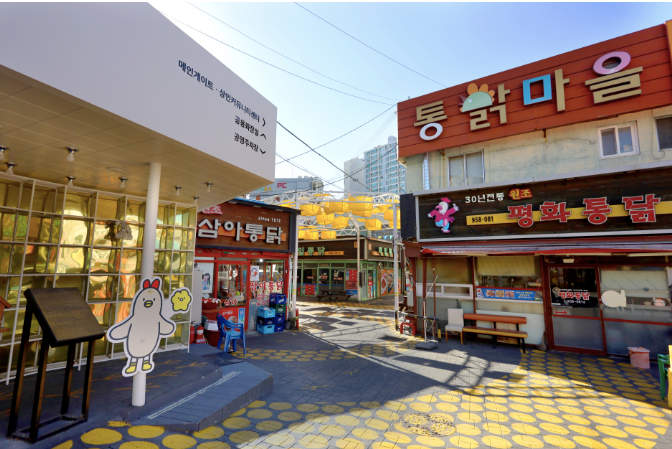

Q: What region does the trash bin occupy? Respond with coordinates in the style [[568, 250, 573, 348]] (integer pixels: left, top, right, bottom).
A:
[[628, 347, 650, 369]]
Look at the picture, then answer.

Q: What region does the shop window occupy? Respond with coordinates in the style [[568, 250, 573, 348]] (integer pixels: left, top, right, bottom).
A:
[[218, 264, 247, 306], [447, 151, 484, 187], [656, 116, 672, 151], [476, 256, 542, 300], [600, 266, 671, 322], [598, 123, 639, 159]]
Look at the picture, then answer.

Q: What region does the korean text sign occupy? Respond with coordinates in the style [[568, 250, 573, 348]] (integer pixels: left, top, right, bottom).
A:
[[196, 202, 291, 251], [416, 167, 672, 242]]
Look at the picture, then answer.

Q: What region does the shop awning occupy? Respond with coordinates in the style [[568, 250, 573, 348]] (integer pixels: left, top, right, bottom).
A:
[[422, 244, 672, 256]]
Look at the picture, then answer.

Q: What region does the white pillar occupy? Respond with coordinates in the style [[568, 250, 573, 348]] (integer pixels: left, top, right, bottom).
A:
[[291, 192, 299, 314], [393, 203, 399, 329], [133, 162, 161, 407]]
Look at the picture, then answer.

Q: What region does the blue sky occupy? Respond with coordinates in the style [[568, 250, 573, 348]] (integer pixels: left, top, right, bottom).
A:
[[153, 2, 672, 191]]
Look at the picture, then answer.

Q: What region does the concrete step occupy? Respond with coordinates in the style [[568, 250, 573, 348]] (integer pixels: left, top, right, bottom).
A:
[[132, 362, 273, 432]]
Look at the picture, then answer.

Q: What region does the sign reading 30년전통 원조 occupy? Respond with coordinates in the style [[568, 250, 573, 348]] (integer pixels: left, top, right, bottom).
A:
[[416, 167, 672, 242]]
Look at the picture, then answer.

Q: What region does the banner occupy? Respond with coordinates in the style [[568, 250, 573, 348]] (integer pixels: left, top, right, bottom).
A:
[[477, 287, 539, 301]]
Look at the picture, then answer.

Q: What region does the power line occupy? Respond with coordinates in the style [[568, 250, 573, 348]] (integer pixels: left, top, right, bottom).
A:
[[295, 3, 446, 88], [271, 143, 399, 196], [277, 121, 369, 190], [277, 104, 396, 165], [189, 3, 399, 103], [157, 11, 393, 105]]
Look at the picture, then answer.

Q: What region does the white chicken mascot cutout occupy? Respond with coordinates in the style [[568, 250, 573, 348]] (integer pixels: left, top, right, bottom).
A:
[[107, 277, 193, 377]]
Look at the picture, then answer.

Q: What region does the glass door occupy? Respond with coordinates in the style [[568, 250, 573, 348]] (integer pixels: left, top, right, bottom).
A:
[[216, 262, 249, 330], [331, 268, 344, 290], [547, 266, 606, 354], [318, 268, 330, 294]]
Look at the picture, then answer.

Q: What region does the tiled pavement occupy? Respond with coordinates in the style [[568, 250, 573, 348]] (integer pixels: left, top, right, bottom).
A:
[[49, 300, 671, 449]]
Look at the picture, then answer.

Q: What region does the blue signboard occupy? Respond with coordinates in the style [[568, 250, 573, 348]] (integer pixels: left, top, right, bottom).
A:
[[477, 288, 539, 301]]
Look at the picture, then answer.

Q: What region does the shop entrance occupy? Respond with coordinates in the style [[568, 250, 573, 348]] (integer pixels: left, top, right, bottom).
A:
[[216, 262, 250, 330], [547, 265, 606, 355]]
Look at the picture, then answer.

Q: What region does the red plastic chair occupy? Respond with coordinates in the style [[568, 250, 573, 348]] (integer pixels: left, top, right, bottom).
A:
[[399, 313, 416, 336]]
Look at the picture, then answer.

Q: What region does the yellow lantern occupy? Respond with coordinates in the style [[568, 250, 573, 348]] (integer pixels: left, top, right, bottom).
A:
[[321, 231, 336, 239], [316, 213, 335, 225], [384, 209, 401, 221], [305, 231, 319, 240], [298, 230, 306, 239], [323, 201, 349, 214], [348, 196, 373, 211], [365, 219, 382, 231], [332, 216, 349, 229], [300, 204, 322, 216], [352, 210, 372, 218]]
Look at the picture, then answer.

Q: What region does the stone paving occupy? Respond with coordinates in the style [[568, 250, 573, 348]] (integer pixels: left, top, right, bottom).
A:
[[48, 300, 671, 449]]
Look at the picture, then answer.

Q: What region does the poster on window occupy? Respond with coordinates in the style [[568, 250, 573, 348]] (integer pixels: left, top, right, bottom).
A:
[[477, 287, 539, 301], [199, 262, 214, 296], [251, 266, 260, 282], [303, 284, 316, 295], [219, 306, 246, 330], [551, 288, 597, 307]]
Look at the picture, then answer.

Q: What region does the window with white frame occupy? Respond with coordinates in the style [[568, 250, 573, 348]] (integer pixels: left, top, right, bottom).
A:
[[598, 123, 639, 159], [447, 151, 484, 187], [656, 116, 672, 151]]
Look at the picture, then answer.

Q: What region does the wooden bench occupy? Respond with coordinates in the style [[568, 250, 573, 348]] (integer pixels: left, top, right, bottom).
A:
[[462, 313, 528, 352], [317, 286, 349, 301]]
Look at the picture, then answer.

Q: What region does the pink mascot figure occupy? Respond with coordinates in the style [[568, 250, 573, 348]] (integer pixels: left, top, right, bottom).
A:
[[428, 197, 459, 233]]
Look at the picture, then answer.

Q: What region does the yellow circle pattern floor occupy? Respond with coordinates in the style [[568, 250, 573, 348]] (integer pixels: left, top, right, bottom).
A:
[[57, 349, 672, 449]]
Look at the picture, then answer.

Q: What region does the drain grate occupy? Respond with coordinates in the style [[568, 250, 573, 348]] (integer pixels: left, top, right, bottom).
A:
[[400, 413, 455, 437], [380, 335, 406, 342]]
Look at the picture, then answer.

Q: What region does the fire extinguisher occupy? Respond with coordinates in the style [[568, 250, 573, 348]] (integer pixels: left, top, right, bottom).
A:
[[189, 323, 196, 344], [194, 325, 206, 344]]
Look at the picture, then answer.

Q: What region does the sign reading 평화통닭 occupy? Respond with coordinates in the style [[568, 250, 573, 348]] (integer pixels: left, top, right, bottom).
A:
[[416, 167, 672, 242]]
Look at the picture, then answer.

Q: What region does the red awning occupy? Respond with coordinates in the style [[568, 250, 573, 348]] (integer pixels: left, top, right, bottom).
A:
[[422, 244, 672, 255]]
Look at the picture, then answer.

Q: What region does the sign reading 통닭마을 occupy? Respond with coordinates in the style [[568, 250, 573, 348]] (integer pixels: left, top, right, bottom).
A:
[[398, 23, 671, 159], [107, 278, 192, 377], [416, 167, 672, 242]]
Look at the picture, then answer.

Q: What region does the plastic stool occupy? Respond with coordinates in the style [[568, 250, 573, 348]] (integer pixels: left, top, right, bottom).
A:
[[400, 320, 416, 336]]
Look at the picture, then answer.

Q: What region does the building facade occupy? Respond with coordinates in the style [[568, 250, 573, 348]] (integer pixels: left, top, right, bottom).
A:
[[343, 157, 366, 192], [400, 21, 672, 356], [251, 177, 323, 199], [0, 3, 277, 383], [365, 136, 406, 194], [194, 199, 299, 332]]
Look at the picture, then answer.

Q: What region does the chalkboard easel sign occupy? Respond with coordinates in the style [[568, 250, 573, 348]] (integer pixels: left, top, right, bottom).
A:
[[7, 288, 105, 443]]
